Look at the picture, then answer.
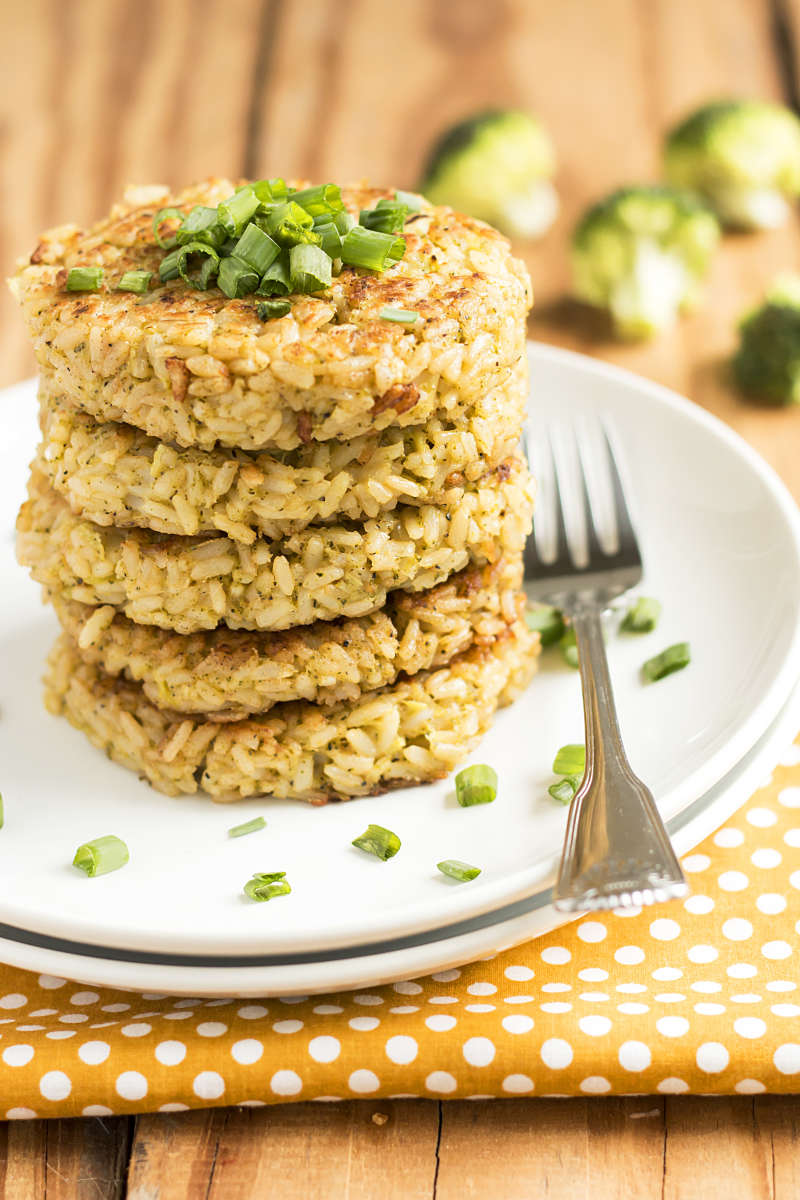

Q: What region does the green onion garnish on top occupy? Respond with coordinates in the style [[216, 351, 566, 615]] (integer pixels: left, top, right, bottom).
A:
[[257, 255, 291, 296], [341, 226, 405, 271], [218, 187, 260, 238], [177, 242, 220, 288], [117, 269, 152, 294], [552, 744, 585, 777], [437, 859, 481, 882], [352, 824, 401, 860], [176, 206, 226, 249], [548, 776, 580, 805], [291, 183, 345, 217], [257, 299, 291, 321], [361, 199, 409, 235], [642, 642, 691, 682], [66, 267, 103, 292], [621, 596, 662, 634], [152, 207, 184, 248], [395, 189, 424, 212], [455, 764, 498, 807], [233, 223, 281, 274], [379, 307, 419, 324], [72, 835, 129, 877], [217, 255, 259, 298], [243, 871, 291, 902], [228, 816, 267, 838], [524, 604, 565, 646]]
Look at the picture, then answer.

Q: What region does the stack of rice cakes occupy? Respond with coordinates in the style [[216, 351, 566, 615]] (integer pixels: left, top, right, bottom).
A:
[[14, 179, 538, 803]]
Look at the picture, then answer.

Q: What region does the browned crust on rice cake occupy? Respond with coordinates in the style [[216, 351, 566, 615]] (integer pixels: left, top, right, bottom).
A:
[[50, 556, 526, 718], [36, 361, 527, 543], [44, 622, 538, 801], [18, 460, 533, 634], [12, 179, 532, 451]]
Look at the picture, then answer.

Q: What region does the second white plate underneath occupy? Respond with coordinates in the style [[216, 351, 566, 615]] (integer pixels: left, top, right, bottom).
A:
[[1, 342, 799, 958]]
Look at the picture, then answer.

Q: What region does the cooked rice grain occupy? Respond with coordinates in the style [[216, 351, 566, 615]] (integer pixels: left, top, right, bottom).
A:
[[51, 556, 526, 717], [44, 623, 538, 800], [19, 460, 533, 633]]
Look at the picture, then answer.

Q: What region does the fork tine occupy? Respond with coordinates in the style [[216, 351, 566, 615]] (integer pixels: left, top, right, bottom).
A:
[[548, 429, 571, 566], [575, 441, 604, 563], [602, 425, 640, 557]]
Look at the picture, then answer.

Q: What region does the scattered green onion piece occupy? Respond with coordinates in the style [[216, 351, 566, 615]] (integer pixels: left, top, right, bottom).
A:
[[265, 200, 316, 246], [559, 627, 578, 668], [552, 744, 585, 777], [642, 642, 691, 683], [176, 205, 226, 249], [455, 764, 498, 807], [152, 207, 184, 249], [159, 247, 182, 283], [252, 177, 290, 205], [314, 220, 343, 258], [361, 200, 409, 234], [217, 255, 259, 298], [620, 596, 662, 634], [66, 267, 103, 291], [177, 242, 220, 288], [379, 306, 419, 324], [233, 223, 281, 274], [437, 859, 481, 882], [72, 835, 129, 878], [117, 269, 152, 294], [352, 824, 401, 861], [395, 189, 424, 212], [548, 776, 580, 805], [218, 187, 260, 238], [257, 255, 291, 295], [341, 225, 405, 271], [243, 870, 291, 902], [257, 299, 291, 320], [292, 183, 345, 216], [332, 210, 356, 235], [525, 605, 565, 647], [289, 242, 332, 292], [227, 816, 266, 838]]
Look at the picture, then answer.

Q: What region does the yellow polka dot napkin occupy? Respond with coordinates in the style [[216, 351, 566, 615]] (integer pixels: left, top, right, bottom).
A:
[[1, 743, 800, 1119]]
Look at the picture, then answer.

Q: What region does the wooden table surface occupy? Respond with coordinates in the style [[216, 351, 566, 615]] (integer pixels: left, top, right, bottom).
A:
[[2, 0, 800, 1195]]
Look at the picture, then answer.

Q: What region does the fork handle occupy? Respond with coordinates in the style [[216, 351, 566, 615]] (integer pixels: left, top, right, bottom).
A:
[[552, 605, 687, 912]]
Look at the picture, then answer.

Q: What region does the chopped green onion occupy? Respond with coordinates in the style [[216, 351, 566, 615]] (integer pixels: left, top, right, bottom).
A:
[[379, 307, 419, 324], [314, 220, 343, 258], [117, 269, 152, 294], [233, 223, 281, 274], [621, 596, 662, 634], [176, 206, 226, 248], [257, 255, 291, 296], [332, 210, 356, 235], [152, 207, 184, 248], [525, 605, 565, 647], [341, 226, 405, 271], [217, 255, 259, 298], [252, 177, 290, 205], [642, 642, 691, 683], [552, 744, 585, 777], [548, 776, 580, 805], [455, 764, 498, 807], [559, 627, 578, 668], [159, 247, 182, 283], [292, 183, 345, 216], [72, 835, 129, 878], [243, 870, 291, 902], [176, 242, 220, 288], [264, 200, 316, 246], [437, 859, 481, 881], [361, 199, 409, 234], [289, 242, 332, 292], [228, 816, 266, 838], [65, 267, 103, 291], [218, 187, 260, 238], [352, 823, 401, 860], [395, 189, 424, 212], [257, 299, 291, 321]]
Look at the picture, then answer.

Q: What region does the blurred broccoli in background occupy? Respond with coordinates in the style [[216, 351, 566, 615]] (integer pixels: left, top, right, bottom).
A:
[[419, 110, 558, 238], [665, 99, 800, 230], [733, 274, 800, 404], [571, 185, 720, 339]]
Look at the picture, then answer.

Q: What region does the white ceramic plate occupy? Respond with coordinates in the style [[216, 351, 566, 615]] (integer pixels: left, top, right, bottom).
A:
[[2, 343, 800, 960]]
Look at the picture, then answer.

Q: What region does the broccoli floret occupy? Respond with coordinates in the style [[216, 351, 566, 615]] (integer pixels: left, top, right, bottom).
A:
[[665, 99, 800, 230], [571, 185, 720, 339], [419, 110, 558, 238], [733, 273, 800, 404]]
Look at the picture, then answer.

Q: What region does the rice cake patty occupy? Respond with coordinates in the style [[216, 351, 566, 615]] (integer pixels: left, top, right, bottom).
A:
[[44, 622, 537, 801], [51, 556, 525, 718], [18, 459, 533, 634], [13, 179, 532, 452], [37, 362, 527, 543]]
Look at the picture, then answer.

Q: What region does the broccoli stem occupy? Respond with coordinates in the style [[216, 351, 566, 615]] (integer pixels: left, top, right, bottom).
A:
[[709, 186, 790, 230], [498, 179, 559, 239], [609, 240, 690, 338]]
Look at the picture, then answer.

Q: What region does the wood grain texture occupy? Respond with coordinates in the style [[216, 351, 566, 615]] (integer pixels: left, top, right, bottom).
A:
[[0, 1117, 131, 1200]]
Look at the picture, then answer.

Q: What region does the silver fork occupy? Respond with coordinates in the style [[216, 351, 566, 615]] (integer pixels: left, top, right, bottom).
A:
[[523, 422, 687, 913]]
